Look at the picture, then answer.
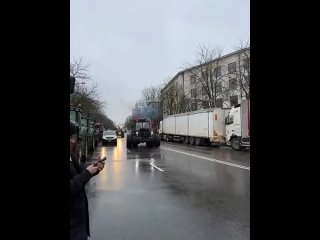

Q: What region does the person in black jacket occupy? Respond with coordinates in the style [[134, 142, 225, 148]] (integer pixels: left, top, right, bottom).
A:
[[70, 122, 105, 240]]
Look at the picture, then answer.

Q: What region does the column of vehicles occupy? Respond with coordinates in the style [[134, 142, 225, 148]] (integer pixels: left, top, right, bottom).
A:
[[159, 99, 250, 151], [70, 76, 118, 162], [70, 107, 124, 161], [70, 107, 102, 162], [72, 77, 249, 153]]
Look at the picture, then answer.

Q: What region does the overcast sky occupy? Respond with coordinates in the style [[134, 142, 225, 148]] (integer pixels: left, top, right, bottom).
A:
[[70, 0, 250, 125]]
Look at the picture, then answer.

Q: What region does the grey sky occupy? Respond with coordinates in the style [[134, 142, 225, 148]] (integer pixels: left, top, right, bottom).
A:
[[70, 0, 250, 125]]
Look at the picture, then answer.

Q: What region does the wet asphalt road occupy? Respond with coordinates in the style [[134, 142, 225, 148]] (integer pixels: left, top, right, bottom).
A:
[[86, 136, 250, 240]]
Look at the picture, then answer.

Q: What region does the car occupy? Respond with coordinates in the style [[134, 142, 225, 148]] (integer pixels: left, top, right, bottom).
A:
[[116, 128, 124, 138], [102, 130, 117, 146]]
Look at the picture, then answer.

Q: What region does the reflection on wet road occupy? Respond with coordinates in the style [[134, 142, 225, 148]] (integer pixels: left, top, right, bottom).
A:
[[86, 136, 250, 240]]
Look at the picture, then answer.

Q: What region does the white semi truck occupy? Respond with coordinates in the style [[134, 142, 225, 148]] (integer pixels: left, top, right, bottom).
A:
[[159, 99, 250, 151], [159, 108, 230, 146], [225, 99, 250, 150]]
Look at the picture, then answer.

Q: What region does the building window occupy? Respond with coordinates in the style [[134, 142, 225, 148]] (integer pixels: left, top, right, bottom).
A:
[[243, 57, 250, 71], [202, 86, 207, 96], [190, 75, 196, 84], [201, 70, 208, 78], [216, 82, 222, 93], [191, 88, 197, 98], [213, 67, 221, 77], [202, 101, 209, 109], [191, 102, 197, 111], [230, 95, 238, 106], [228, 62, 236, 74], [215, 98, 223, 108], [229, 78, 237, 90]]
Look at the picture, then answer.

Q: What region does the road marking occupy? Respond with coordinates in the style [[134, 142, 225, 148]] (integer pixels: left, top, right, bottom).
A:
[[160, 147, 250, 171], [127, 149, 132, 153], [149, 163, 164, 172]]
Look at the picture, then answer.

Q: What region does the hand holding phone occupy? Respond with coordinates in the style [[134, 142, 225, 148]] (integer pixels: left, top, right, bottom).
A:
[[94, 156, 107, 166]]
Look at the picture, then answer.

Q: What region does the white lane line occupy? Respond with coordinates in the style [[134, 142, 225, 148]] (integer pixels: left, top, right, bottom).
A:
[[149, 163, 164, 172], [160, 147, 250, 171]]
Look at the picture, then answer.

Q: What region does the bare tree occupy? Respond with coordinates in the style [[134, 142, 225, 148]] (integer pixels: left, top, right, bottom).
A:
[[161, 82, 191, 116], [142, 85, 162, 103], [70, 57, 91, 84], [234, 40, 250, 99], [95, 112, 116, 129], [69, 58, 116, 127], [70, 58, 106, 118], [70, 83, 105, 116], [124, 115, 135, 130], [185, 44, 229, 109], [137, 84, 163, 121]]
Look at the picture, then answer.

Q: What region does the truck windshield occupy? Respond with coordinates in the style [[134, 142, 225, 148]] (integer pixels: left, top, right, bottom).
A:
[[81, 118, 87, 126], [225, 116, 234, 125], [70, 111, 76, 121], [136, 122, 150, 130]]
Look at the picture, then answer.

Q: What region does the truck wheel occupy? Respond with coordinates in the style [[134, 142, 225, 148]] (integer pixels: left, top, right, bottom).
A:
[[189, 137, 195, 145], [184, 137, 189, 144], [231, 137, 241, 150], [195, 137, 202, 146]]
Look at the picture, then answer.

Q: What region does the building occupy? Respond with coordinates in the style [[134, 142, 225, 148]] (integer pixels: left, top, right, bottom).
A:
[[161, 48, 250, 117]]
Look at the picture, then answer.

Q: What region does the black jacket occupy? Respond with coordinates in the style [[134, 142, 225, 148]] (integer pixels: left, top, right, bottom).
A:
[[70, 154, 92, 240]]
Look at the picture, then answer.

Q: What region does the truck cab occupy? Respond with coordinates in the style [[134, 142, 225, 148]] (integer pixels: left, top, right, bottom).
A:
[[225, 99, 250, 150]]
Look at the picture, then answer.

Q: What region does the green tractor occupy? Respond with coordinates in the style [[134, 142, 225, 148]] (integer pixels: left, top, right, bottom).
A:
[[70, 107, 88, 162], [80, 116, 96, 154], [70, 77, 90, 162], [127, 118, 160, 148]]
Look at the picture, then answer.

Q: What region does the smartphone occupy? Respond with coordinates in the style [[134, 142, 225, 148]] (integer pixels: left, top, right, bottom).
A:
[[94, 156, 107, 166]]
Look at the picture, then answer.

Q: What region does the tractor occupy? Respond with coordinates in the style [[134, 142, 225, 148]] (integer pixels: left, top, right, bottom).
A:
[[126, 118, 160, 148]]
